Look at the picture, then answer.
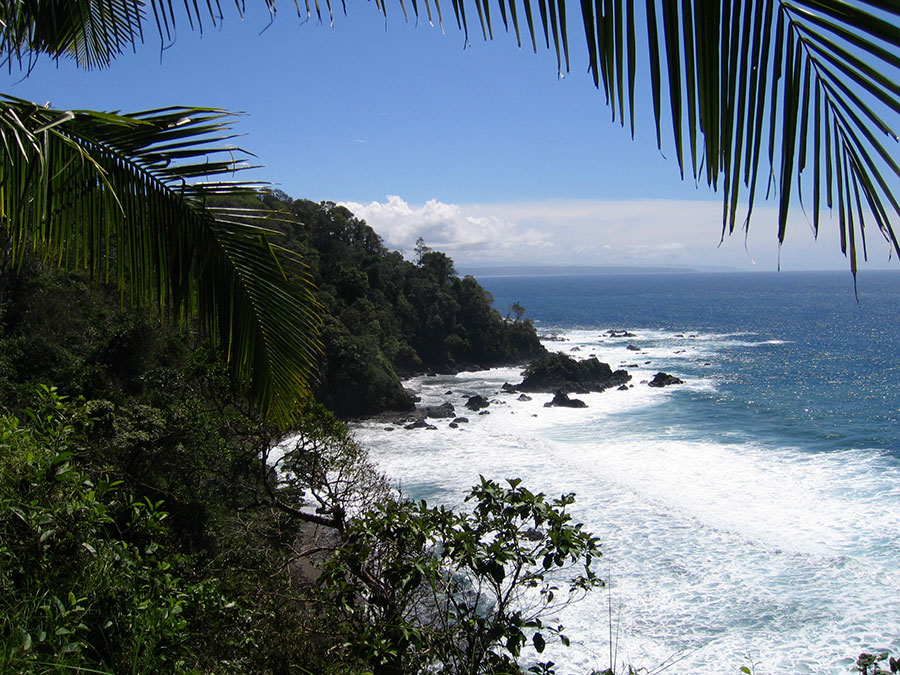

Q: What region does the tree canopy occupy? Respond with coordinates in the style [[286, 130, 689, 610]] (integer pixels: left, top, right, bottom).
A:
[[1, 0, 899, 422]]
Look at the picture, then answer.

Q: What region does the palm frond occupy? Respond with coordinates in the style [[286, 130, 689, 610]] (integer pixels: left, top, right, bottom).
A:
[[6, 2, 898, 271], [0, 95, 321, 426], [400, 0, 900, 270]]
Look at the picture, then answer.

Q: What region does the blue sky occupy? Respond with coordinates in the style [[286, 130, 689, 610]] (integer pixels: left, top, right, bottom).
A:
[[6, 4, 894, 272]]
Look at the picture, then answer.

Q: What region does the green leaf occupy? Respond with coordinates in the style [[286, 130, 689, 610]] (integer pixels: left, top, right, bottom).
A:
[[0, 96, 322, 426]]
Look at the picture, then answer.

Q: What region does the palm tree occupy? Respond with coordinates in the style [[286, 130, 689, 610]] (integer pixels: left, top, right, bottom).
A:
[[0, 9, 325, 427], [1, 1, 898, 423]]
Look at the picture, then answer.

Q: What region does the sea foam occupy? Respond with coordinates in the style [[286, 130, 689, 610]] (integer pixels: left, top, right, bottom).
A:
[[354, 327, 900, 674]]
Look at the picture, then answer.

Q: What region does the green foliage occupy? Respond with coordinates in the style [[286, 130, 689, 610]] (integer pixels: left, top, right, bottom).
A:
[[318, 477, 603, 675], [275, 402, 392, 529], [0, 94, 321, 427], [856, 651, 900, 675], [0, 386, 199, 673], [256, 193, 545, 417]]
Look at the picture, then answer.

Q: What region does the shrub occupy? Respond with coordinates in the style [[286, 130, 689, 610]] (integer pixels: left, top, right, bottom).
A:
[[317, 477, 603, 675]]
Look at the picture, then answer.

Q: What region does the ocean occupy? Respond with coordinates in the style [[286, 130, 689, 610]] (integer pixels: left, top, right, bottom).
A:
[[352, 270, 900, 674]]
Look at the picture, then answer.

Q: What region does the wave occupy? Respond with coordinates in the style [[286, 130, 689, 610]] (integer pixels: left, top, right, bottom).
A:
[[353, 328, 900, 673]]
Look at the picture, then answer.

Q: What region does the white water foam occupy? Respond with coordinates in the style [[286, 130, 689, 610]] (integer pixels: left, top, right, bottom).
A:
[[353, 330, 900, 674]]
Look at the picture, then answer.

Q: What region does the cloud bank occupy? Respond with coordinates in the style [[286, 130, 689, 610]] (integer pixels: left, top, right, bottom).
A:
[[339, 195, 554, 264], [340, 195, 876, 271]]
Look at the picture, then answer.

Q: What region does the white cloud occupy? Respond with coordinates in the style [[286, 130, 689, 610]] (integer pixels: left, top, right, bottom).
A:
[[339, 195, 554, 263], [339, 195, 883, 271]]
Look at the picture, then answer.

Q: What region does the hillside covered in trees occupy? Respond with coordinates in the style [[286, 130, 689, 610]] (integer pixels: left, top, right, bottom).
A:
[[0, 190, 594, 674], [252, 190, 546, 417]]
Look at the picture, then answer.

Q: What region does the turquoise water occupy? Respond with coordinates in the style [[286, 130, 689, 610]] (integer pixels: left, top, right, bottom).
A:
[[354, 270, 900, 674]]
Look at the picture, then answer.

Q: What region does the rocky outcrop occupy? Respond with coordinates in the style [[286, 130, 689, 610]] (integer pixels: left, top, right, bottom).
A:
[[648, 372, 684, 387], [404, 418, 437, 430], [540, 333, 567, 342], [423, 402, 456, 418], [543, 391, 588, 408], [464, 395, 490, 411], [517, 352, 631, 394]]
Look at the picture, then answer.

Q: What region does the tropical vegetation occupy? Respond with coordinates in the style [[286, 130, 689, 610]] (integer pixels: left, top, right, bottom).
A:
[[2, 1, 900, 422], [2, 1, 900, 673], [250, 191, 546, 416]]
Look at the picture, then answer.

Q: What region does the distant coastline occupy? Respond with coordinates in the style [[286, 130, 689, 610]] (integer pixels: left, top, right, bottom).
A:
[[461, 264, 900, 278], [460, 264, 739, 277]]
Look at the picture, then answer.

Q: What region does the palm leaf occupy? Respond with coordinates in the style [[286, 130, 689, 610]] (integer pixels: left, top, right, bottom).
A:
[[0, 95, 321, 426], [7, 3, 899, 272]]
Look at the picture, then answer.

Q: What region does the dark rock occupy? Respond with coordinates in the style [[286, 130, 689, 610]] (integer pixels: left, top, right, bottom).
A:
[[626, 344, 641, 352], [617, 384, 628, 391], [449, 422, 459, 429], [384, 426, 395, 431], [404, 418, 437, 430], [478, 410, 490, 415], [540, 333, 567, 341], [501, 382, 518, 393], [544, 391, 588, 408], [423, 402, 456, 418], [676, 333, 684, 338], [648, 372, 684, 388], [464, 395, 490, 411], [517, 394, 532, 402], [444, 390, 453, 395], [404, 388, 421, 403], [571, 346, 581, 351], [517, 352, 631, 394], [453, 417, 469, 424], [607, 329, 636, 338], [426, 372, 437, 377]]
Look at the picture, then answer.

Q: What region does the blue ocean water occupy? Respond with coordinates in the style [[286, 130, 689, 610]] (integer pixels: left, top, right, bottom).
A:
[[484, 270, 900, 454], [354, 270, 900, 674]]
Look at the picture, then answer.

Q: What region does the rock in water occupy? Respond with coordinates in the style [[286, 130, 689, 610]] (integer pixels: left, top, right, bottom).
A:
[[423, 402, 456, 418], [404, 418, 437, 430], [648, 372, 684, 388], [517, 352, 630, 394], [543, 391, 588, 408], [464, 395, 490, 411]]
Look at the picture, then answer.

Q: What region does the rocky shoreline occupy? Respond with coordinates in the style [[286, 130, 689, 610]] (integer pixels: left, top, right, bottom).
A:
[[365, 346, 686, 430]]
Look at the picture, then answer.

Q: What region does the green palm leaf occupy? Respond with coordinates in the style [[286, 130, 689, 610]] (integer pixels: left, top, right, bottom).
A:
[[2, 0, 899, 422], [15, 0, 896, 273], [0, 95, 321, 426]]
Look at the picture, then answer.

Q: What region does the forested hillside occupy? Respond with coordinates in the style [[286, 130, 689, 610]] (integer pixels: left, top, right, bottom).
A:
[[254, 190, 546, 416], [0, 192, 582, 674]]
